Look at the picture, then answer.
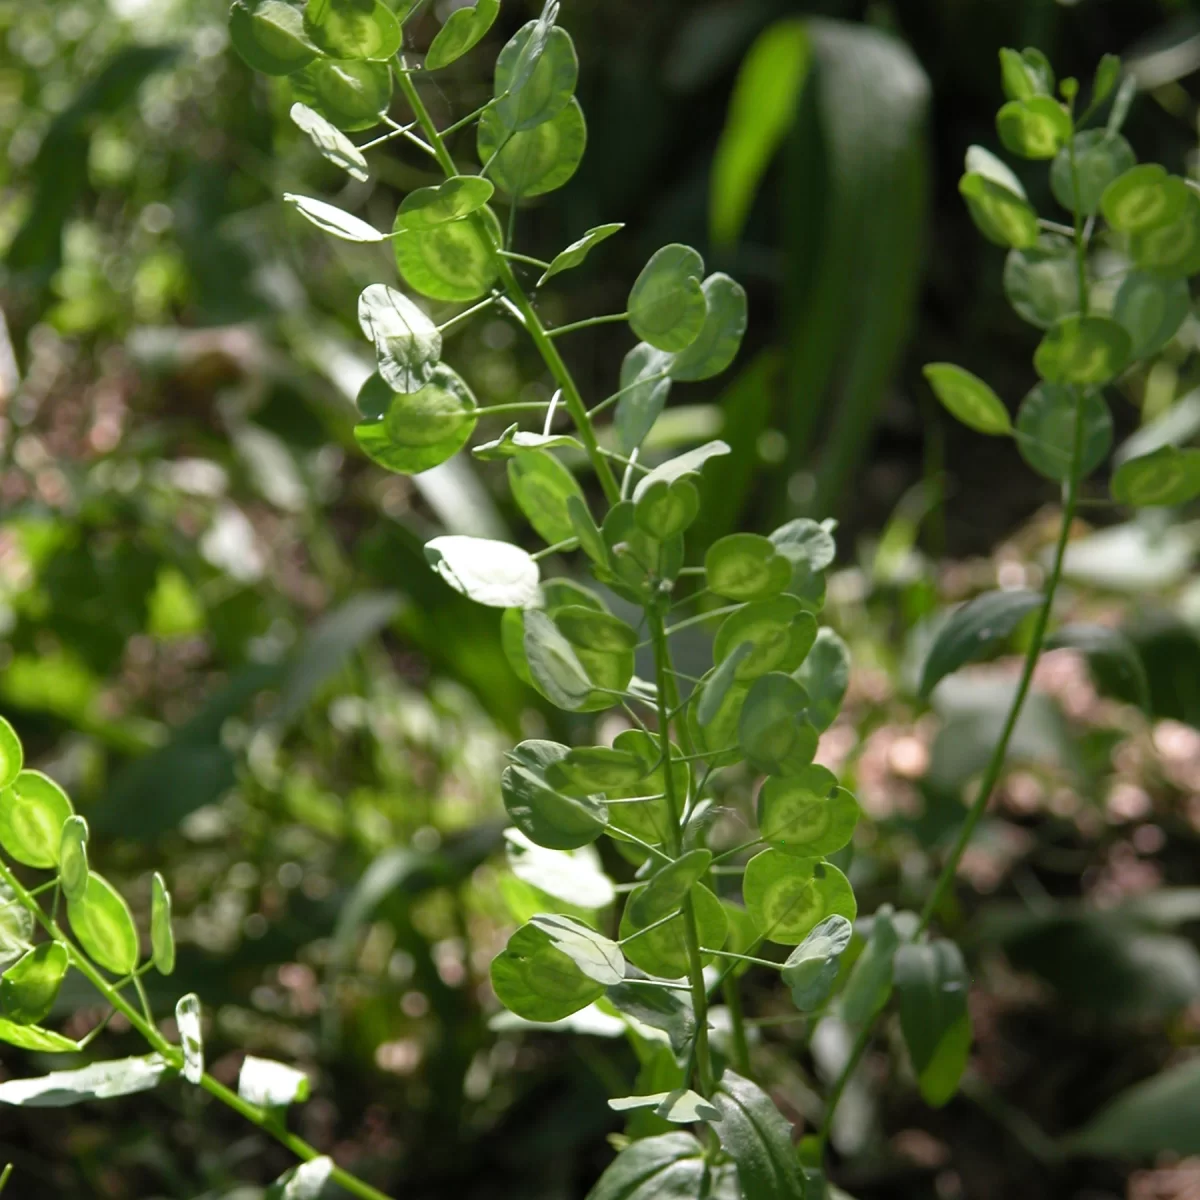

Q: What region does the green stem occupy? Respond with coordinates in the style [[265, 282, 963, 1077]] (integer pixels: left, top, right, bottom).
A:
[[647, 605, 713, 1096], [394, 64, 620, 505], [499, 250, 552, 271], [0, 861, 394, 1200], [546, 312, 629, 338], [723, 975, 752, 1077]]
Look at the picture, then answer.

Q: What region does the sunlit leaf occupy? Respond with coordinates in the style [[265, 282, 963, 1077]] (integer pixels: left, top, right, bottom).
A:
[[996, 96, 1071, 159], [627, 245, 707, 353], [609, 1089, 721, 1123], [1101, 164, 1189, 234], [781, 914, 852, 1010], [959, 172, 1039, 249], [619, 883, 727, 977], [492, 21, 577, 132], [289, 102, 368, 180], [238, 1055, 311, 1108], [395, 176, 495, 231], [303, 0, 400, 60], [68, 873, 139, 976], [393, 211, 500, 300], [151, 872, 175, 976], [528, 913, 624, 985], [357, 284, 441, 392], [0, 771, 73, 869], [266, 1156, 335, 1200], [743, 850, 856, 945], [0, 1055, 170, 1107], [633, 479, 699, 540], [714, 597, 817, 681], [478, 98, 587, 198], [999, 46, 1054, 101], [291, 58, 393, 132], [538, 223, 624, 285], [491, 919, 604, 1022], [508, 449, 584, 545], [175, 993, 203, 1084], [356, 367, 477, 475], [284, 193, 385, 242], [0, 943, 68, 1026], [706, 534, 791, 602], [1034, 315, 1130, 386], [425, 0, 499, 70], [425, 535, 539, 608], [758, 766, 858, 857], [58, 816, 88, 904], [230, 0, 317, 76], [922, 363, 1012, 435], [0, 719, 22, 793], [504, 828, 615, 911], [501, 740, 607, 850]]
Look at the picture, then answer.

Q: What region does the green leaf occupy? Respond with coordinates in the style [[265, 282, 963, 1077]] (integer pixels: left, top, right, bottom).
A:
[[548, 746, 648, 793], [714, 597, 817, 681], [1003, 236, 1080, 330], [633, 479, 700, 540], [922, 363, 1012, 435], [395, 176, 495, 231], [355, 368, 477, 474], [491, 920, 604, 1022], [895, 940, 971, 1107], [175, 993, 204, 1084], [0, 718, 22, 792], [566, 495, 608, 566], [628, 245, 708, 353], [238, 1055, 311, 1108], [959, 172, 1039, 249], [230, 0, 317, 76], [619, 883, 727, 977], [425, 0, 499, 70], [1112, 272, 1190, 359], [1046, 623, 1150, 714], [492, 22, 578, 132], [628, 850, 713, 927], [706, 534, 791, 602], [919, 589, 1042, 697], [1049, 131, 1134, 217], [758, 765, 858, 858], [0, 770, 73, 869], [744, 850, 856, 945], [600, 731, 685, 856], [841, 906, 900, 1025], [1111, 446, 1200, 507], [538, 223, 624, 286], [584, 1133, 706, 1200], [303, 0, 400, 60], [1101, 164, 1189, 234], [0, 1020, 80, 1054], [965, 143, 1027, 196], [528, 913, 624, 985], [289, 101, 368, 181], [285, 193, 386, 243], [508, 449, 584, 545], [0, 943, 68, 1025], [632, 440, 730, 501], [605, 981, 695, 1057], [0, 1054, 170, 1107], [151, 872, 175, 976], [1016, 384, 1112, 482], [477, 97, 587, 198], [996, 96, 1071, 159], [501, 740, 607, 850], [504, 828, 615, 911], [1092, 54, 1122, 107], [1129, 190, 1200, 280], [68, 873, 139, 976], [609, 1089, 721, 1123], [781, 914, 853, 1010], [794, 626, 850, 732], [291, 58, 393, 132], [524, 610, 594, 710], [739, 673, 818, 776], [614, 342, 673, 453], [473, 423, 582, 460], [357, 284, 441, 392], [58, 816, 88, 905], [668, 274, 748, 382], [538, 607, 636, 712], [769, 517, 837, 603], [393, 211, 500, 300], [1034, 315, 1130, 386], [1067, 1058, 1200, 1158], [999, 46, 1054, 101], [0, 884, 33, 967], [425, 535, 539, 608], [711, 1071, 805, 1200], [266, 1157, 335, 1200], [710, 19, 811, 246], [696, 644, 752, 732]]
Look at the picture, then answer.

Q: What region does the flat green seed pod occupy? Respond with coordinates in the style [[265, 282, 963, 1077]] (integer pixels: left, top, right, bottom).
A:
[[1113, 272, 1190, 359], [743, 850, 857, 945], [628, 850, 713, 927], [603, 730, 685, 853], [1002, 237, 1079, 330], [758, 767, 859, 857], [491, 921, 604, 1021], [688, 664, 748, 768], [151, 872, 176, 976], [0, 770, 73, 869], [781, 915, 853, 1011], [996, 96, 1071, 160], [1129, 190, 1200, 279], [705, 534, 791, 602], [1111, 446, 1200, 507], [291, 58, 392, 132], [395, 176, 495, 232], [354, 368, 477, 475], [619, 882, 727, 977], [548, 746, 649, 794], [393, 212, 501, 301], [492, 23, 578, 131], [1016, 384, 1112, 482], [668, 273, 748, 382], [1049, 130, 1134, 217], [713, 597, 818, 680], [68, 873, 139, 976], [425, 0, 499, 70]]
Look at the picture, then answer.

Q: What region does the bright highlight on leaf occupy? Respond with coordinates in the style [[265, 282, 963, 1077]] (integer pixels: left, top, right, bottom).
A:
[[923, 363, 1013, 435]]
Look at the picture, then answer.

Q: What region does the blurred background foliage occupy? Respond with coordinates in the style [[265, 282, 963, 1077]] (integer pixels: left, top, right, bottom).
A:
[[2, 0, 1200, 1197]]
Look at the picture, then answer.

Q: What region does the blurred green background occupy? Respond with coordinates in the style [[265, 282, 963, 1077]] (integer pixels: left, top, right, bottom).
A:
[[2, 0, 1200, 1197]]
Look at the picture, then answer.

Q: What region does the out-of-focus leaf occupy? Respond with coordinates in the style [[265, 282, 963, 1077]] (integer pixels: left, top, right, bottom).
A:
[[1046, 624, 1150, 714], [895, 941, 971, 1107], [0, 1055, 171, 1107], [919, 590, 1042, 697], [1067, 1060, 1200, 1158], [710, 20, 811, 246], [238, 1056, 310, 1108], [711, 1071, 805, 1200]]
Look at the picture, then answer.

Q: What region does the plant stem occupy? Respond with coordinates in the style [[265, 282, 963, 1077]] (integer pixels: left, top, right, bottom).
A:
[[394, 63, 620, 505], [647, 604, 714, 1096], [0, 861, 394, 1200], [546, 312, 629, 338]]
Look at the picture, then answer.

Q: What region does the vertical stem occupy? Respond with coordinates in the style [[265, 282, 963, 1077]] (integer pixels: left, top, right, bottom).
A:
[[647, 604, 714, 1096], [393, 64, 620, 505]]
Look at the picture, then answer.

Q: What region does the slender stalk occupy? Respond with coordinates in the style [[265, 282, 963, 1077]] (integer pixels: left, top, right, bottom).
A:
[[0, 861, 394, 1200], [647, 605, 713, 1095], [500, 250, 552, 271], [546, 312, 630, 338], [394, 63, 620, 504]]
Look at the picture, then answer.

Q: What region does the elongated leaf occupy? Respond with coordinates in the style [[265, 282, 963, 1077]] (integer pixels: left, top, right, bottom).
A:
[[289, 102, 368, 180], [895, 940, 971, 1107], [0, 1054, 170, 1107], [605, 980, 695, 1057], [266, 1157, 335, 1200], [1046, 624, 1150, 714], [0, 942, 68, 1025], [176, 994, 203, 1084], [0, 718, 21, 792], [539, 223, 624, 285], [711, 1071, 805, 1200], [584, 1132, 706, 1200], [794, 626, 849, 731], [473, 424, 583, 460], [68, 874, 139, 976], [58, 815, 88, 904], [523, 610, 593, 710], [922, 364, 1012, 435], [151, 872, 175, 976], [528, 913, 624, 985], [0, 1020, 81, 1054], [841, 906, 900, 1025], [238, 1056, 311, 1108], [1067, 1058, 1200, 1157], [919, 590, 1042, 697], [425, 0, 499, 70], [284, 194, 385, 242], [609, 1089, 721, 1123]]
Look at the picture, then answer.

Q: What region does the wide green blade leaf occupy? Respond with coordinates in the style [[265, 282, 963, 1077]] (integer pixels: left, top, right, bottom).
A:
[[230, 0, 317, 77], [996, 96, 1071, 159], [632, 440, 730, 501], [628, 850, 712, 927], [584, 1132, 706, 1200], [504, 828, 615, 912], [425, 0, 499, 70], [393, 211, 500, 301], [895, 940, 971, 1107], [67, 873, 139, 976], [1112, 272, 1189, 359], [538, 223, 624, 286], [706, 534, 791, 602], [614, 342, 673, 454], [0, 942, 68, 1026], [0, 1020, 81, 1054], [711, 1071, 805, 1200], [668, 274, 748, 382], [1101, 164, 1188, 234], [738, 673, 818, 776], [1034, 315, 1130, 386], [619, 883, 726, 977], [356, 367, 478, 475], [1003, 236, 1079, 330], [627, 245, 707, 352], [0, 1054, 171, 1107], [477, 98, 587, 198], [492, 21, 578, 132], [781, 914, 852, 1010], [0, 770, 74, 869], [743, 850, 856, 945], [919, 589, 1042, 696]]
